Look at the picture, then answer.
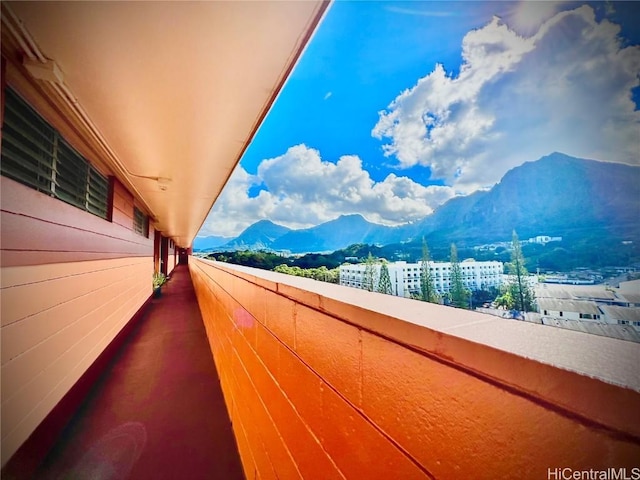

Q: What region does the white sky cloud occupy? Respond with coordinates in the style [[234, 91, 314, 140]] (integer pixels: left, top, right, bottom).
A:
[[200, 4, 639, 238], [199, 144, 454, 237], [503, 1, 567, 37], [372, 5, 640, 193]]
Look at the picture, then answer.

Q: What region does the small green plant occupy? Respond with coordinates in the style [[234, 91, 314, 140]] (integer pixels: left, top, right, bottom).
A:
[[153, 272, 167, 289]]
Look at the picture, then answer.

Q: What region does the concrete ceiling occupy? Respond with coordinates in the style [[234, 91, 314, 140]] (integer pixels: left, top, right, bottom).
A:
[[4, 1, 329, 247]]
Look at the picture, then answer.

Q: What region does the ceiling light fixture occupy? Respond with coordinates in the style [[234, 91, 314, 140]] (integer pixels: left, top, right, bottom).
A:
[[156, 177, 172, 191]]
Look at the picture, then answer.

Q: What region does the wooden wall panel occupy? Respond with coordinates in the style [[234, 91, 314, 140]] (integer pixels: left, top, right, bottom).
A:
[[111, 207, 133, 231], [0, 177, 155, 466], [0, 257, 151, 464], [1, 177, 153, 267], [1, 259, 143, 327], [1, 262, 139, 363], [112, 179, 135, 230]]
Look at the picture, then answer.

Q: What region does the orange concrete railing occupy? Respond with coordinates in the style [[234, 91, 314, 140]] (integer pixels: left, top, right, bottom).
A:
[[189, 257, 640, 480]]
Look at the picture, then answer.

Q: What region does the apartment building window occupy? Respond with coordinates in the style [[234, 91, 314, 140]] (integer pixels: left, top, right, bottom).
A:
[[133, 207, 149, 237], [1, 88, 109, 219]]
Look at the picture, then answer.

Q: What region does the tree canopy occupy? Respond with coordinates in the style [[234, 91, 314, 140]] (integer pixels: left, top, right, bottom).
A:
[[499, 231, 536, 312], [274, 264, 339, 283], [378, 261, 393, 295], [420, 238, 439, 304], [363, 253, 378, 292], [449, 243, 469, 309]]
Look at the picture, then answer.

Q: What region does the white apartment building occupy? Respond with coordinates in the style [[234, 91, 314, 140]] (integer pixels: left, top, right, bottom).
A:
[[339, 260, 504, 298]]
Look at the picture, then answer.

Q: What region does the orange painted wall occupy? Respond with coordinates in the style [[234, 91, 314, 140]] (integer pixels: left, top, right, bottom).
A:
[[190, 258, 640, 480], [0, 177, 154, 465]]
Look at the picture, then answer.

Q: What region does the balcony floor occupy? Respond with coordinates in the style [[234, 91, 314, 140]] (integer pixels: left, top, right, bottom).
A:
[[35, 264, 245, 479]]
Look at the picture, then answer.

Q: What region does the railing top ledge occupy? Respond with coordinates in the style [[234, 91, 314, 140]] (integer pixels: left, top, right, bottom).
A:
[[196, 258, 640, 390]]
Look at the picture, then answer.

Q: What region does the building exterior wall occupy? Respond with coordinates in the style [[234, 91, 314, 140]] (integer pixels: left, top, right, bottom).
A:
[[0, 70, 155, 465], [340, 260, 503, 297], [190, 258, 640, 479], [0, 177, 154, 464], [546, 309, 581, 321]]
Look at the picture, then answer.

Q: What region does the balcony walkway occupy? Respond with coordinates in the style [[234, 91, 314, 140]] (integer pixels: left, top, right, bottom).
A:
[[34, 265, 245, 479]]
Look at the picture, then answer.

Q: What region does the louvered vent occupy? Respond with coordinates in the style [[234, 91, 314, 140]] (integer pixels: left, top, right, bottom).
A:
[[1, 88, 109, 219], [133, 206, 149, 237]]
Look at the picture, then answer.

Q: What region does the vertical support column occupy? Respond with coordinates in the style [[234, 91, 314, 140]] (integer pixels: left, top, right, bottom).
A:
[[153, 229, 161, 273], [161, 236, 169, 276], [1, 56, 6, 136], [106, 177, 115, 223]]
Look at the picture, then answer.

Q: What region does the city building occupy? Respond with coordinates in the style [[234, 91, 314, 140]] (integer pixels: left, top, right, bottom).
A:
[[1, 2, 638, 478], [340, 260, 503, 297], [535, 283, 640, 331], [526, 235, 562, 245], [618, 279, 640, 307]]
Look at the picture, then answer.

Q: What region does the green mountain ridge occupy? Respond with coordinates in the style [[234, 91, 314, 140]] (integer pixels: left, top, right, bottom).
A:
[[194, 153, 640, 254]]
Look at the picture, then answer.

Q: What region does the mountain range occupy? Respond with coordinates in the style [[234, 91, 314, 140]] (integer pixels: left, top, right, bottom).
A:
[[193, 153, 640, 253]]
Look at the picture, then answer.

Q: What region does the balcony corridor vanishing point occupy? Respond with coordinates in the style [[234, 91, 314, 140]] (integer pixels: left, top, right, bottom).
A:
[[31, 265, 244, 480]]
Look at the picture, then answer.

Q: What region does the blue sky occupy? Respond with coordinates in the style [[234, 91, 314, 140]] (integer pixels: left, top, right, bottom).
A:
[[199, 1, 640, 238]]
